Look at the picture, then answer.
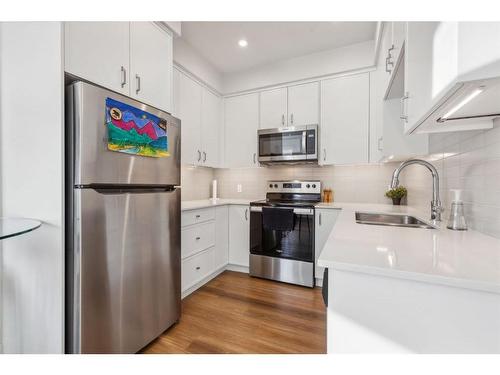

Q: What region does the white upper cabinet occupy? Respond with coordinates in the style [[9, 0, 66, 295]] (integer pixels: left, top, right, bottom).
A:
[[403, 22, 441, 133], [320, 73, 369, 165], [201, 88, 222, 167], [177, 69, 202, 165], [174, 68, 222, 168], [65, 22, 173, 113], [65, 22, 130, 95], [130, 22, 173, 112], [224, 93, 260, 168], [259, 87, 287, 128], [287, 82, 320, 126]]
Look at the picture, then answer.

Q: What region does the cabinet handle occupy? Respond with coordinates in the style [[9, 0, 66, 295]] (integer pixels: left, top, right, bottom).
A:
[[121, 66, 127, 88], [253, 153, 256, 164], [203, 151, 207, 162], [196, 266, 201, 270], [400, 93, 409, 122], [196, 236, 201, 240], [319, 213, 322, 226], [385, 56, 391, 73], [378, 137, 383, 151], [323, 148, 326, 161], [281, 114, 285, 126], [195, 215, 201, 218], [135, 74, 141, 94], [290, 113, 294, 125], [245, 208, 248, 221], [197, 150, 201, 162]]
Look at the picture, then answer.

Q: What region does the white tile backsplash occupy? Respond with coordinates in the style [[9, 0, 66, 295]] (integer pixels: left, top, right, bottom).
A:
[[213, 163, 400, 203], [404, 122, 500, 238]]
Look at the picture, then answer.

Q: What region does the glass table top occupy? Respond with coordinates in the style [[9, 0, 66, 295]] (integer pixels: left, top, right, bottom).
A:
[[0, 218, 42, 240]]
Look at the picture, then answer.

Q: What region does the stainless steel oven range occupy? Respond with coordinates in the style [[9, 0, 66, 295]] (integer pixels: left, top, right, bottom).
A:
[[249, 180, 321, 287]]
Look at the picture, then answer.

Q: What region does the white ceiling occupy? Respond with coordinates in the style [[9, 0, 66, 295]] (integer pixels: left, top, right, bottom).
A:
[[179, 22, 377, 73]]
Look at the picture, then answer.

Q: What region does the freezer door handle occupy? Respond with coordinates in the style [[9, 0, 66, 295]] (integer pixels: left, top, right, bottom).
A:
[[78, 183, 179, 194]]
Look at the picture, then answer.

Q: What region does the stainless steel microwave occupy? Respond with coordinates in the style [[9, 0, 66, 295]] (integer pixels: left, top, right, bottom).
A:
[[258, 125, 318, 164]]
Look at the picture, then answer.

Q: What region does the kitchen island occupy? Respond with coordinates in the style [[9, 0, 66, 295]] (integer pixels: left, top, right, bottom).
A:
[[317, 203, 500, 353]]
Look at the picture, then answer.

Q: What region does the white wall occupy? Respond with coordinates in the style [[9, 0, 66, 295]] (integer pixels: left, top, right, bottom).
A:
[[222, 40, 375, 94], [173, 37, 223, 93], [0, 22, 64, 353]]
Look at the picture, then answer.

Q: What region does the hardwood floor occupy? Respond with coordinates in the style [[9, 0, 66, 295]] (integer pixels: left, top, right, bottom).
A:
[[141, 271, 326, 354]]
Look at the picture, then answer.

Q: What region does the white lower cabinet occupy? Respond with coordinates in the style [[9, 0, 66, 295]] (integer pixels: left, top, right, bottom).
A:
[[181, 206, 228, 296], [315, 209, 340, 281], [182, 246, 216, 292], [181, 221, 215, 259], [214, 206, 229, 269], [228, 205, 250, 267]]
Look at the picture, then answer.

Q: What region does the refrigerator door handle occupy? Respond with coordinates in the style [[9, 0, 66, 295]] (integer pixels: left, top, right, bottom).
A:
[[81, 183, 179, 194]]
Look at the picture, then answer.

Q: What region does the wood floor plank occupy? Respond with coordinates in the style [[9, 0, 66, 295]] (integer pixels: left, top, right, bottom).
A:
[[141, 271, 326, 354]]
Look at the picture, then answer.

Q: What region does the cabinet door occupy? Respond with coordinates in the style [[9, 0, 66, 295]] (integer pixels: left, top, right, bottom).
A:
[[215, 206, 229, 269], [201, 88, 222, 167], [314, 209, 340, 280], [224, 93, 259, 168], [321, 73, 369, 165], [287, 82, 319, 126], [177, 70, 202, 165], [404, 22, 440, 133], [130, 22, 173, 112], [65, 22, 130, 95], [259, 87, 287, 128], [391, 22, 406, 62], [228, 205, 250, 267]]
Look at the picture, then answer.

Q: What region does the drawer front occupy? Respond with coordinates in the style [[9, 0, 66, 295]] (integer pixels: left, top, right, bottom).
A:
[[181, 207, 215, 227], [181, 221, 215, 259], [181, 247, 215, 291]]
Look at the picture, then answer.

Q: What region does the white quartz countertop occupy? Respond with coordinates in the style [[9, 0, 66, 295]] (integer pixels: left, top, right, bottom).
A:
[[317, 202, 500, 294], [181, 198, 255, 211]]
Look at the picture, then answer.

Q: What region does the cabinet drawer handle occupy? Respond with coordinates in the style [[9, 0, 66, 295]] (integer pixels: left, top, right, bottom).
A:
[[195, 237, 201, 240], [203, 151, 207, 162], [121, 66, 127, 88], [323, 148, 326, 161], [290, 113, 294, 125], [196, 266, 201, 270], [197, 150, 201, 162], [253, 153, 256, 164], [195, 215, 201, 218], [400, 93, 409, 122], [245, 208, 248, 221], [281, 114, 285, 125], [378, 137, 383, 151], [319, 212, 322, 226], [135, 74, 141, 94]]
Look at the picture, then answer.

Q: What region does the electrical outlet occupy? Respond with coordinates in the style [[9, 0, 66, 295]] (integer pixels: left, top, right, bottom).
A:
[[237, 184, 242, 193]]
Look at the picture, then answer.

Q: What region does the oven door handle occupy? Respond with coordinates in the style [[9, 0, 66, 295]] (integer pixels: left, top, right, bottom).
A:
[[250, 206, 314, 215]]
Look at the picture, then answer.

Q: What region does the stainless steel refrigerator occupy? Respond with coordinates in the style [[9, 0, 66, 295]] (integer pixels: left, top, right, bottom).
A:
[[65, 81, 181, 353]]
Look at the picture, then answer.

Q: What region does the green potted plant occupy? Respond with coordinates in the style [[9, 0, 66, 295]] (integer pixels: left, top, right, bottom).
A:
[[385, 186, 407, 206]]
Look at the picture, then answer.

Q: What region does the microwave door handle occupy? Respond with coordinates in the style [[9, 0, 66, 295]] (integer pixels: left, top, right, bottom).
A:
[[302, 131, 306, 154]]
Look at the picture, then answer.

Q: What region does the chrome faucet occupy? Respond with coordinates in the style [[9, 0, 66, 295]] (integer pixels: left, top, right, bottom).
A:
[[390, 159, 443, 221]]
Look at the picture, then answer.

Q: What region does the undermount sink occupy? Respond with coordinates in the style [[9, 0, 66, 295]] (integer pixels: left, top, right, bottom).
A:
[[355, 212, 435, 229]]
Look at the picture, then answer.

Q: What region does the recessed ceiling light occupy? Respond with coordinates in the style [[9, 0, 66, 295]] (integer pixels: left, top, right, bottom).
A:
[[238, 39, 248, 48]]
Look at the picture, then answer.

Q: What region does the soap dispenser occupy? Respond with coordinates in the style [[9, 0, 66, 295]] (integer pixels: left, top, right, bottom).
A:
[[447, 189, 468, 231]]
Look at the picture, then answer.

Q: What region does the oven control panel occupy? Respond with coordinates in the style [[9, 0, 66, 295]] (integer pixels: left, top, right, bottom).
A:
[[267, 180, 321, 194]]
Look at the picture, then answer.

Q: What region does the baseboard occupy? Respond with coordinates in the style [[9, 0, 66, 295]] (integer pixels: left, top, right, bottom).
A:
[[181, 266, 226, 299], [225, 263, 249, 274]]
